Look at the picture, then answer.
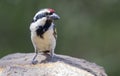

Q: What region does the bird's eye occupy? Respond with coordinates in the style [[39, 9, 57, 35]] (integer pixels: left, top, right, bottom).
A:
[[45, 12, 53, 15], [45, 12, 49, 15], [49, 12, 53, 15]]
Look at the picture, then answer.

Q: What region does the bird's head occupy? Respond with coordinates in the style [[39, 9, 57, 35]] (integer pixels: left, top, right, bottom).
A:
[[32, 8, 60, 23]]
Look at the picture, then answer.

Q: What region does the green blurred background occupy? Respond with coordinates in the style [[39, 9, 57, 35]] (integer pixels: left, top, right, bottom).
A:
[[0, 0, 120, 76]]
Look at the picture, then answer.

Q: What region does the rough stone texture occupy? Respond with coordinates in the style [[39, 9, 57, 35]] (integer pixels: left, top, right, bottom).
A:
[[0, 53, 107, 76]]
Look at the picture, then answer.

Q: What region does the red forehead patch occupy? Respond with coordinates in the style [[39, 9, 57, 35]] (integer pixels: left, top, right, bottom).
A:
[[48, 8, 55, 13]]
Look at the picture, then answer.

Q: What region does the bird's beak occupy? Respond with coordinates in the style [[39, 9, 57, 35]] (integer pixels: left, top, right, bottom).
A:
[[49, 13, 60, 20]]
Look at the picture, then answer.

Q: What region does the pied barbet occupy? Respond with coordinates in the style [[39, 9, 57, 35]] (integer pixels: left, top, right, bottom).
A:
[[30, 8, 60, 64]]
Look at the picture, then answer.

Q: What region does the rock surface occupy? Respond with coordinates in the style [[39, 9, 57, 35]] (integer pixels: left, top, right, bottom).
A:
[[0, 53, 107, 76]]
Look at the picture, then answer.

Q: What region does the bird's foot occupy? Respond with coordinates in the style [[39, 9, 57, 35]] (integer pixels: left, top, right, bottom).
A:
[[32, 60, 38, 65]]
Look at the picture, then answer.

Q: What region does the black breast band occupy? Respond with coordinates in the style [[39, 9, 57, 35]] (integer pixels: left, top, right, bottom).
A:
[[36, 20, 52, 38]]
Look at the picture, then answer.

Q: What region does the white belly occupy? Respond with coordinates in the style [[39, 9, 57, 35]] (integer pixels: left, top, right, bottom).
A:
[[31, 29, 56, 52]]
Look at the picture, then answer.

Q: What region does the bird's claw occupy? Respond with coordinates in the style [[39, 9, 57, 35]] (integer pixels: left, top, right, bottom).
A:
[[32, 60, 38, 65]]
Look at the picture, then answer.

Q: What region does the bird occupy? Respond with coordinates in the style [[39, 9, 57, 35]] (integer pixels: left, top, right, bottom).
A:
[[30, 8, 60, 64]]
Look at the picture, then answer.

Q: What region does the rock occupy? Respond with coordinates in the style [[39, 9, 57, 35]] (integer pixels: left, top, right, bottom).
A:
[[0, 53, 107, 76]]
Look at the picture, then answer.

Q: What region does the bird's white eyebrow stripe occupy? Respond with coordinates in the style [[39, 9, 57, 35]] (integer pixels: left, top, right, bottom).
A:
[[33, 13, 46, 22]]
